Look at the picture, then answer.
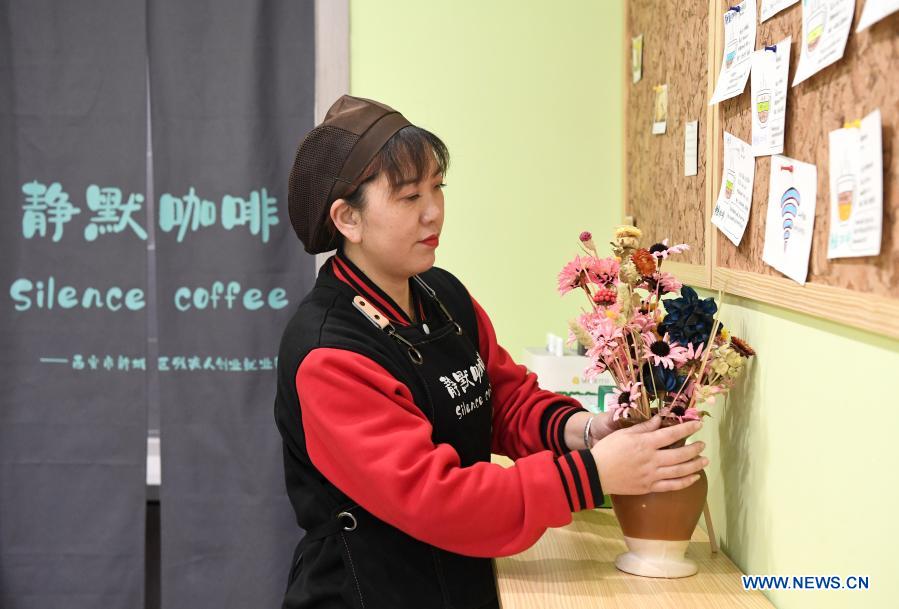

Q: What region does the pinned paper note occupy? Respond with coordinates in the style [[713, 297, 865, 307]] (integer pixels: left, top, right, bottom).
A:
[[857, 0, 899, 31], [751, 38, 791, 156], [762, 156, 818, 284], [761, 0, 801, 21], [652, 84, 668, 135], [712, 132, 755, 246], [827, 109, 883, 258], [793, 0, 856, 86], [632, 35, 644, 83], [710, 1, 757, 105], [684, 121, 699, 177]]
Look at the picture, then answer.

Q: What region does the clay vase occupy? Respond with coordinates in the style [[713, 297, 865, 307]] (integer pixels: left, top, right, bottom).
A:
[[610, 469, 708, 578]]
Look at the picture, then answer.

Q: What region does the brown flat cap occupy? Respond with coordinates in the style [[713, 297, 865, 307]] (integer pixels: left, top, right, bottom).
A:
[[288, 95, 412, 254]]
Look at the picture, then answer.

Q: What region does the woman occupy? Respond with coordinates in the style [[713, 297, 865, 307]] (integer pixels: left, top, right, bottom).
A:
[[274, 95, 706, 609]]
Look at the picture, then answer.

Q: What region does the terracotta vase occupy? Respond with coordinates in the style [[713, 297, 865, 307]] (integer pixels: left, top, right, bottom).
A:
[[610, 469, 708, 578]]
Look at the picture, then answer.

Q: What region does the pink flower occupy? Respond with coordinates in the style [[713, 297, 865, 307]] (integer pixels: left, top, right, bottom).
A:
[[654, 271, 682, 294], [663, 403, 701, 423], [586, 329, 621, 360], [611, 382, 643, 423], [612, 381, 642, 408], [577, 311, 606, 335], [557, 255, 598, 295], [682, 341, 705, 362], [612, 405, 639, 422], [649, 238, 690, 260], [585, 361, 608, 378], [592, 257, 620, 285], [627, 311, 657, 337], [585, 316, 623, 368], [643, 333, 689, 369], [579, 231, 592, 242]]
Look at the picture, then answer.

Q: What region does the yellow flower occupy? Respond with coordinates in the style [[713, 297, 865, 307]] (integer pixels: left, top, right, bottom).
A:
[[615, 225, 643, 240], [726, 351, 743, 367]]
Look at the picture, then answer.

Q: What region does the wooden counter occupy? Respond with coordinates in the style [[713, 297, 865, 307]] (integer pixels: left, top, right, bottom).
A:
[[493, 508, 775, 608]]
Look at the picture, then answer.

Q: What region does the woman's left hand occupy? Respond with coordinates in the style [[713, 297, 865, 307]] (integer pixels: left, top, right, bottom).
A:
[[590, 411, 617, 444]]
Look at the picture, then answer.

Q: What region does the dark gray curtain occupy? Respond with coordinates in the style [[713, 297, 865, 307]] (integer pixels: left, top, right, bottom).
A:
[[0, 1, 149, 608], [146, 1, 316, 607]]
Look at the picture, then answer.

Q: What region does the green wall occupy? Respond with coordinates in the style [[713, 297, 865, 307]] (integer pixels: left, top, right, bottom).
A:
[[694, 289, 899, 608], [349, 0, 624, 360], [350, 2, 898, 607]]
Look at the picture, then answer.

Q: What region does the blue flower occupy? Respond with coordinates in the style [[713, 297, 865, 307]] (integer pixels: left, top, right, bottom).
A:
[[641, 363, 678, 397], [659, 286, 718, 347]]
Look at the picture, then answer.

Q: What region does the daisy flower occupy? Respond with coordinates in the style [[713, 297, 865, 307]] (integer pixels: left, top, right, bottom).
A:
[[682, 341, 705, 362], [612, 381, 642, 408], [662, 403, 701, 423], [631, 248, 657, 276], [648, 239, 690, 260], [557, 255, 596, 295], [652, 271, 682, 294], [643, 332, 689, 369], [611, 381, 643, 422], [628, 311, 657, 334], [592, 256, 621, 286], [585, 360, 609, 378], [586, 320, 622, 361], [577, 311, 606, 335], [557, 255, 619, 295]]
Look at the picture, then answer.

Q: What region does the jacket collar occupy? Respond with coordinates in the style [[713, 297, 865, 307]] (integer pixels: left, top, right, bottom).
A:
[[324, 248, 426, 327]]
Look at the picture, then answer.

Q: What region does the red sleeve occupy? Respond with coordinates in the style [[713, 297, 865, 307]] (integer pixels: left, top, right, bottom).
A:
[[296, 348, 603, 558], [468, 293, 589, 460]]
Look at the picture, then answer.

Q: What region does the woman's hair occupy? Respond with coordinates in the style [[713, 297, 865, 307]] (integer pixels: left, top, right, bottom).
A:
[[329, 125, 449, 244]]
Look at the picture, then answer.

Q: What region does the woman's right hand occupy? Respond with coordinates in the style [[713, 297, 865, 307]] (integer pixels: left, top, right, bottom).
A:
[[590, 415, 707, 495]]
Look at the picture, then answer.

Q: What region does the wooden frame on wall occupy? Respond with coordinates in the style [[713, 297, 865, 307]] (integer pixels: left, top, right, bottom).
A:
[[313, 0, 350, 275], [710, 0, 899, 339], [623, 0, 719, 290]]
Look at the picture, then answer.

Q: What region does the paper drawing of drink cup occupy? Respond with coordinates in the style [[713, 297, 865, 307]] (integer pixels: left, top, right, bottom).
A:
[[725, 38, 737, 69], [807, 8, 826, 52], [756, 90, 771, 126], [837, 172, 855, 223], [781, 187, 800, 251], [725, 168, 736, 199]]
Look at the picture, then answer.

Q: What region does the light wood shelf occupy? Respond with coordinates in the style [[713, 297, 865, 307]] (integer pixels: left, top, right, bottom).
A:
[[494, 504, 774, 608]]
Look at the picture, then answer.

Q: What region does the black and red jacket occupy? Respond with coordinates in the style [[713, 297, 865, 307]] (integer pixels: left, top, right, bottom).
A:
[[274, 250, 603, 609]]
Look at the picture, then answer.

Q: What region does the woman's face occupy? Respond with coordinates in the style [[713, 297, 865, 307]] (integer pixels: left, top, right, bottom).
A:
[[340, 164, 445, 279]]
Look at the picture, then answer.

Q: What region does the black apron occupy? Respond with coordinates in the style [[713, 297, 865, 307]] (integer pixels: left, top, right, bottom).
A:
[[281, 273, 500, 609]]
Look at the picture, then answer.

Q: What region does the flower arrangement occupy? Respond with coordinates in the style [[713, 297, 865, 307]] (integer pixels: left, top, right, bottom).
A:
[[559, 227, 756, 430]]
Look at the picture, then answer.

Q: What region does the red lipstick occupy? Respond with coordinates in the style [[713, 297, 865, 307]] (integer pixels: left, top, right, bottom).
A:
[[419, 234, 439, 247]]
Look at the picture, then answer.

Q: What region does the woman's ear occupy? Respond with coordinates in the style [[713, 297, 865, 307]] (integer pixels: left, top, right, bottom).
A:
[[330, 199, 363, 244]]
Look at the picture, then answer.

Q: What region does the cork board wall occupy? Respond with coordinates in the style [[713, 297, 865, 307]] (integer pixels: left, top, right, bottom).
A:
[[624, 0, 899, 337], [625, 0, 713, 282], [716, 0, 899, 300]]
